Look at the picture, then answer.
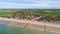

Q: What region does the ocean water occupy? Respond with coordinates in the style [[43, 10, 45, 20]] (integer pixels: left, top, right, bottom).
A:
[[0, 21, 60, 34], [0, 24, 24, 34]]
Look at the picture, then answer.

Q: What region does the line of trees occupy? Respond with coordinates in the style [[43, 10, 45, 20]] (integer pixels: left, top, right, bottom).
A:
[[11, 10, 60, 22]]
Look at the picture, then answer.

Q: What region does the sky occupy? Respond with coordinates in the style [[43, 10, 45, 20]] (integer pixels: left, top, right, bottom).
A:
[[0, 0, 60, 9]]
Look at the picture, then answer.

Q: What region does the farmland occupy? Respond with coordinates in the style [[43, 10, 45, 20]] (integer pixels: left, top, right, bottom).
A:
[[0, 9, 60, 21], [0, 9, 60, 16]]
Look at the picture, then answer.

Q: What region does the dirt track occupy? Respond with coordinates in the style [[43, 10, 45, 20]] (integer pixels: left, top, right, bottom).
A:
[[0, 17, 60, 32]]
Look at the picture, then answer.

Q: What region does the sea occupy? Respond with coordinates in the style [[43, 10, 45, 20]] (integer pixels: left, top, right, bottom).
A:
[[0, 20, 60, 34]]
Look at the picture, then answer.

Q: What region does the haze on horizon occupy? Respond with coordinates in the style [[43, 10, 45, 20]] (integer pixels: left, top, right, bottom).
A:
[[0, 0, 60, 9]]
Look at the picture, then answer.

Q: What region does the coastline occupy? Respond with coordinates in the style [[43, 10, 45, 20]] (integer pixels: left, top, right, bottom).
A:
[[0, 17, 60, 33]]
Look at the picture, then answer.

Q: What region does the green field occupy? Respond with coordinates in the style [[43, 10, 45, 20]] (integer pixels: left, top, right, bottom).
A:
[[0, 9, 60, 20], [0, 9, 60, 17], [0, 11, 13, 17], [0, 24, 60, 34], [0, 10, 15, 17]]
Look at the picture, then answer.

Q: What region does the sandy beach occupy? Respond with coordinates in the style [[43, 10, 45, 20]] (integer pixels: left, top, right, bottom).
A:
[[0, 17, 60, 33]]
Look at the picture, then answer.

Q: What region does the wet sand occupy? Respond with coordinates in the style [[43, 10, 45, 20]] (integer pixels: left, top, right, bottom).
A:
[[0, 17, 60, 33]]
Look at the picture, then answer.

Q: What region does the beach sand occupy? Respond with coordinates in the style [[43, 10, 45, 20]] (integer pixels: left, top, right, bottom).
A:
[[0, 17, 60, 33]]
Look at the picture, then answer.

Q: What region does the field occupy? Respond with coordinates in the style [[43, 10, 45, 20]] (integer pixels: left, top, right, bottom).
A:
[[0, 10, 15, 17], [0, 24, 59, 34], [0, 11, 12, 17], [0, 9, 60, 17]]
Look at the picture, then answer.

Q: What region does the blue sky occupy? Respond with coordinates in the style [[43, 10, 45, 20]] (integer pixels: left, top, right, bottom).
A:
[[0, 0, 60, 9]]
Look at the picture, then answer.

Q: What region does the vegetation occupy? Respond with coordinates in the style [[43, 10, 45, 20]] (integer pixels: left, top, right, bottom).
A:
[[0, 9, 60, 21], [0, 9, 60, 34], [0, 10, 16, 18]]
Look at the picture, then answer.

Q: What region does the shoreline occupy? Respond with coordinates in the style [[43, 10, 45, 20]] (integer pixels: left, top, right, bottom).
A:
[[0, 23, 60, 33], [0, 17, 60, 33]]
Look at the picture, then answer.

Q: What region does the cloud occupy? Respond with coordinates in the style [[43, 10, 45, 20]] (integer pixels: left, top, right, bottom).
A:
[[0, 2, 47, 9], [0, 0, 60, 9]]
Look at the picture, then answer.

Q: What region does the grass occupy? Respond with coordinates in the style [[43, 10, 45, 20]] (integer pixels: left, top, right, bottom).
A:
[[27, 10, 60, 16], [0, 9, 60, 17], [0, 11, 14, 17]]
